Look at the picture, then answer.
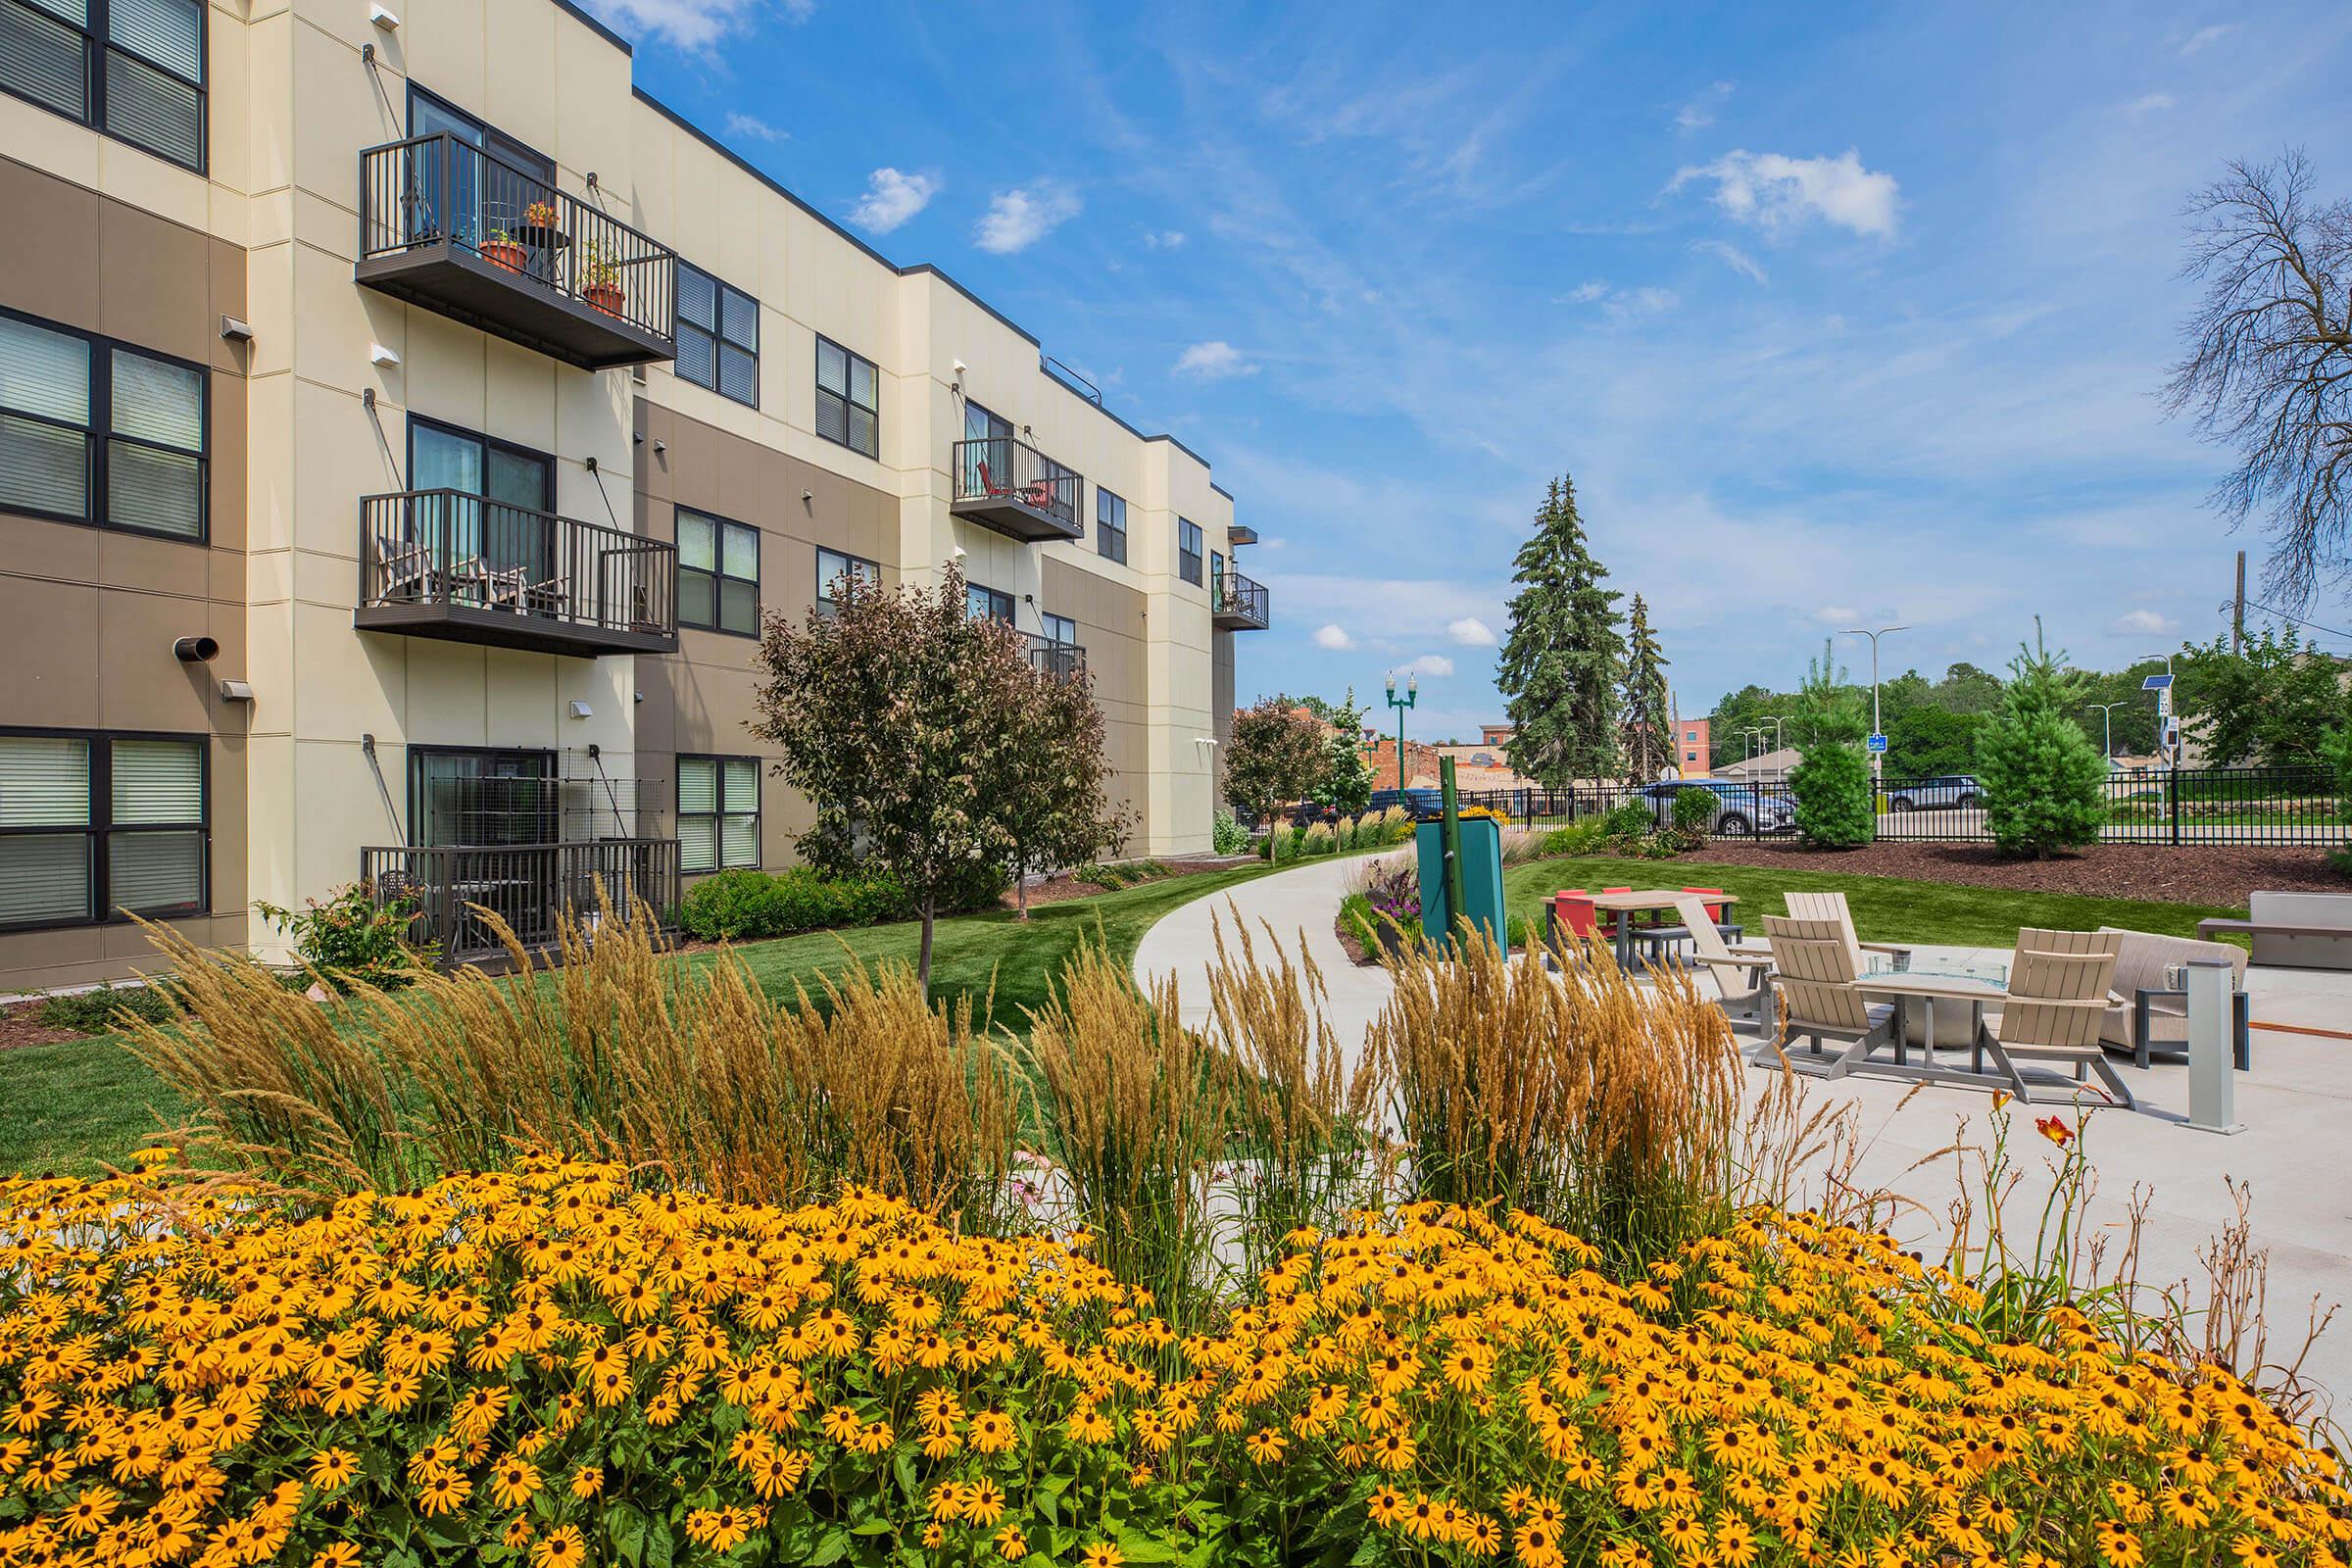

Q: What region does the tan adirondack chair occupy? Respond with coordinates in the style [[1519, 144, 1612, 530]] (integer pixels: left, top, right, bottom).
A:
[[1754, 913, 1895, 1074], [1672, 893, 1773, 1026], [1981, 927, 2133, 1107], [370, 534, 438, 605], [1786, 890, 1913, 972]]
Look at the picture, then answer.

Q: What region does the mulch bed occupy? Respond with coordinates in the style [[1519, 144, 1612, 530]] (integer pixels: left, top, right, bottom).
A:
[[0, 1000, 91, 1052], [1679, 840, 2347, 907]]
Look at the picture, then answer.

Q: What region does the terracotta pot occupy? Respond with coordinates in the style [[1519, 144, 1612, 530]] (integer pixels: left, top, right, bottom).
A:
[[481, 239, 528, 273], [585, 282, 626, 317]]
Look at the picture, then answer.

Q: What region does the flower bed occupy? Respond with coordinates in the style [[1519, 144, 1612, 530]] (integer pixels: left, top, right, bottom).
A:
[[3, 1152, 2345, 1567]]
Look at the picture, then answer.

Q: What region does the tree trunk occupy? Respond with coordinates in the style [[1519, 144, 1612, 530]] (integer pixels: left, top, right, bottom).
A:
[[917, 895, 936, 992], [1016, 863, 1030, 920]]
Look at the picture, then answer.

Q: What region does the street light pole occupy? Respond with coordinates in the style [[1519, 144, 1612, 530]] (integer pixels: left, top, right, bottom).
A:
[[1841, 623, 1910, 789], [1384, 672, 1418, 793], [1761, 715, 1789, 786], [2088, 701, 2129, 761], [2140, 652, 2177, 766]]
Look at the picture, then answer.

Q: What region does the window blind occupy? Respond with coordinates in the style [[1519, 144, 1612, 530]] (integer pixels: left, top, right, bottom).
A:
[[113, 349, 203, 448], [0, 0, 89, 122], [0, 834, 91, 926], [0, 315, 91, 423], [0, 735, 90, 826], [109, 828, 201, 911], [105, 44, 202, 168], [110, 0, 200, 80], [111, 737, 201, 822]]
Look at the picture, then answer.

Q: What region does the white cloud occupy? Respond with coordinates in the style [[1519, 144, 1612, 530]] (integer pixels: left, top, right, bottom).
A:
[[1675, 80, 1734, 131], [2120, 93, 2176, 118], [1559, 282, 1680, 319], [1692, 238, 1767, 284], [1141, 229, 1186, 250], [2178, 24, 2230, 56], [2111, 608, 2175, 635], [1313, 623, 1356, 651], [1447, 616, 1496, 646], [581, 0, 769, 50], [1814, 607, 1861, 626], [722, 111, 788, 143], [1566, 279, 1610, 303], [1173, 340, 1256, 379], [1400, 654, 1456, 679], [849, 169, 938, 234], [975, 182, 1081, 254], [1669, 148, 1901, 240]]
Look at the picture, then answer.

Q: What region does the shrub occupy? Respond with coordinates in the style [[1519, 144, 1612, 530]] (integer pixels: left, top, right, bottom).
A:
[[1791, 740, 1877, 847], [1670, 783, 1716, 836], [1072, 859, 1170, 891], [675, 866, 908, 942], [7, 1154, 2340, 1568], [254, 881, 437, 989], [34, 981, 176, 1035], [1600, 800, 1655, 843], [1211, 807, 1251, 855], [1540, 817, 1609, 857], [1300, 820, 1335, 856], [1980, 625, 2110, 858], [1260, 822, 1296, 860]]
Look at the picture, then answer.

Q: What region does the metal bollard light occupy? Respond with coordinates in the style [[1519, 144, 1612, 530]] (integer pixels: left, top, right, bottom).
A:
[[2182, 958, 2245, 1136]]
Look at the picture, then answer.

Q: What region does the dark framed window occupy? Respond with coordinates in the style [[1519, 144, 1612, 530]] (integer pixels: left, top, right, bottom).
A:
[[677, 755, 760, 873], [1177, 518, 1203, 586], [0, 308, 207, 540], [0, 727, 207, 930], [678, 508, 760, 636], [677, 264, 759, 406], [815, 335, 879, 459], [966, 582, 1012, 624], [0, 0, 207, 172], [406, 746, 556, 848], [1041, 611, 1077, 646], [815, 545, 879, 616], [1096, 486, 1128, 564]]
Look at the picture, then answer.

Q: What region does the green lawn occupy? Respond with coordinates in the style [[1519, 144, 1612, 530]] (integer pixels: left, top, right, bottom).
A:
[[1503, 856, 2248, 952], [0, 863, 1276, 1179]]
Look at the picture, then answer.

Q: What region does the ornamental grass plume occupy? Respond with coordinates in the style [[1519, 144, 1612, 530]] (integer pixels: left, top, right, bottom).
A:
[[1020, 935, 1234, 1326], [1370, 926, 1744, 1272], [124, 898, 1016, 1222]]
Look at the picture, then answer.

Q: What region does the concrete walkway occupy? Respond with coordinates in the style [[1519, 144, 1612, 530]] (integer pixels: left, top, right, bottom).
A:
[[1133, 855, 2352, 1409]]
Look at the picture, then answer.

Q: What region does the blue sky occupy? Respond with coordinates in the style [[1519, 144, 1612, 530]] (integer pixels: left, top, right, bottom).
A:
[[596, 0, 2352, 742]]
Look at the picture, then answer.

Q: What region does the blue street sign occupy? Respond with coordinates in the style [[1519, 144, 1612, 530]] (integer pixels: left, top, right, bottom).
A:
[[2142, 673, 2173, 691], [1867, 733, 1887, 753]]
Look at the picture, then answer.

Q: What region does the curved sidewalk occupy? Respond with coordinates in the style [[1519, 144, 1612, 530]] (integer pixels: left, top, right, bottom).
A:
[[1131, 851, 1398, 1073]]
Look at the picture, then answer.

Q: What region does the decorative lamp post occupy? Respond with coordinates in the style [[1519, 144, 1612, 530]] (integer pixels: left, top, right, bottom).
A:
[[1384, 672, 1418, 790]]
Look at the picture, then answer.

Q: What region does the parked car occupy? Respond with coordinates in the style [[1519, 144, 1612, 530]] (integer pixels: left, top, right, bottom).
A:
[[1885, 774, 1981, 811], [1367, 788, 1448, 820], [1641, 779, 1795, 836]]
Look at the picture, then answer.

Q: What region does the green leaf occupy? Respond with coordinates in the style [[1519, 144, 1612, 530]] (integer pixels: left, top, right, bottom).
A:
[[609, 1500, 648, 1568], [851, 1521, 897, 1537], [645, 1514, 675, 1568], [810, 1528, 856, 1565], [892, 1446, 919, 1504]]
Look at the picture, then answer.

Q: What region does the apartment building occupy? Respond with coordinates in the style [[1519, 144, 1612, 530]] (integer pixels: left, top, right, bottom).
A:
[[0, 0, 1269, 990]]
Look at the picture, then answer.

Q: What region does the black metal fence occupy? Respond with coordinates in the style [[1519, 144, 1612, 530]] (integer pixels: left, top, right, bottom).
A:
[[951, 436, 1083, 529], [361, 838, 681, 969], [1361, 764, 2346, 848]]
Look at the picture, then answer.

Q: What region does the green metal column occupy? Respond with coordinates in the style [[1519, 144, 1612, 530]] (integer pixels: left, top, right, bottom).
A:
[[1440, 756, 1467, 952]]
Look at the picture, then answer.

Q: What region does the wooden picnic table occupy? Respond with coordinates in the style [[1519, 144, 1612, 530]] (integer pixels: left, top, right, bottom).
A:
[[1583, 889, 1740, 970]]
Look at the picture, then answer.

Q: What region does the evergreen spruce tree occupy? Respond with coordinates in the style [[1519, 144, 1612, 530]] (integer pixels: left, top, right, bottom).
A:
[[1979, 621, 2108, 858], [1497, 475, 1623, 788], [1618, 594, 1671, 782], [1788, 640, 1876, 847]]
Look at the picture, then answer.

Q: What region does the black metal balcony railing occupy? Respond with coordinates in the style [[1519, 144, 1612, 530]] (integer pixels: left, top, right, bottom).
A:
[[1024, 633, 1087, 681], [357, 489, 678, 657], [362, 838, 680, 970], [950, 436, 1084, 543], [358, 132, 678, 369], [1212, 567, 1270, 631]]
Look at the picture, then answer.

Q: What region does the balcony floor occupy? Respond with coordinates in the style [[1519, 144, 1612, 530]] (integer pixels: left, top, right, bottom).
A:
[[356, 600, 679, 658], [1213, 608, 1270, 631], [356, 244, 675, 371], [949, 494, 1085, 545]]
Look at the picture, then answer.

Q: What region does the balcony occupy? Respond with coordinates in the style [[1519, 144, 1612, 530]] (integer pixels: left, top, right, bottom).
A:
[[1024, 633, 1087, 681], [355, 489, 678, 657], [1212, 568, 1270, 631], [357, 133, 677, 370], [361, 838, 680, 970], [951, 436, 1084, 543]]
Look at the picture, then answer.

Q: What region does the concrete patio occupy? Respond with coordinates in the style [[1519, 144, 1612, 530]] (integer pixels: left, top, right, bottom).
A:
[[1133, 854, 2352, 1410]]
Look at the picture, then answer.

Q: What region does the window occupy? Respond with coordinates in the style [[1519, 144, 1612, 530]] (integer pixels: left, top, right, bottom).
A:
[[815, 336, 879, 459], [677, 264, 759, 406], [966, 582, 1012, 624], [0, 310, 207, 539], [1685, 729, 1698, 742], [814, 546, 879, 616], [1096, 487, 1128, 564], [1, 0, 206, 171], [407, 748, 556, 848], [1685, 751, 1698, 762], [0, 728, 205, 929], [677, 755, 760, 873], [1041, 611, 1077, 646], [1177, 518, 1203, 586], [407, 416, 555, 583], [678, 509, 759, 635]]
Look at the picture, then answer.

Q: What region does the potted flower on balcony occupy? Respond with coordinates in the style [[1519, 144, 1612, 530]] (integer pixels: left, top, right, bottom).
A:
[[522, 199, 558, 233], [480, 225, 528, 274], [582, 244, 626, 317]]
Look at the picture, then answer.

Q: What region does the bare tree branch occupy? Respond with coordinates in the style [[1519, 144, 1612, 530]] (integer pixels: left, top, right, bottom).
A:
[[2163, 150, 2352, 608]]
